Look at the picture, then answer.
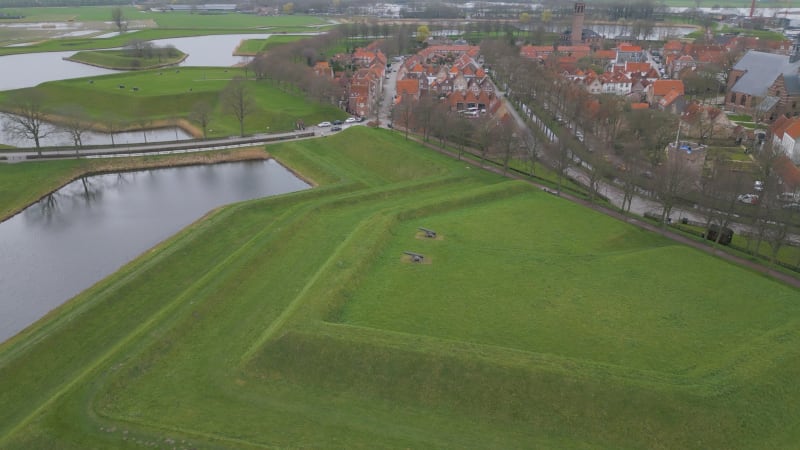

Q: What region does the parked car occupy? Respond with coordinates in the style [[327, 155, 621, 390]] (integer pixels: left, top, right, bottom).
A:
[[754, 180, 764, 192], [777, 192, 800, 202], [576, 131, 584, 142], [332, 119, 343, 125], [317, 121, 331, 127], [345, 117, 357, 123], [782, 202, 800, 211], [737, 194, 759, 204], [331, 125, 342, 132]]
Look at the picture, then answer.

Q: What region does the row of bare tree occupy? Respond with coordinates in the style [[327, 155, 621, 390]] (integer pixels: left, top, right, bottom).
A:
[[479, 38, 800, 264]]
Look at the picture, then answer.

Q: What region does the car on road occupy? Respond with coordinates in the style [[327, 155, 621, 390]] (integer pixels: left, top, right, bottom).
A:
[[737, 194, 759, 204], [782, 202, 800, 211], [332, 119, 343, 125], [345, 117, 357, 123], [331, 125, 342, 132], [317, 121, 331, 127], [576, 131, 584, 142], [754, 180, 764, 192]]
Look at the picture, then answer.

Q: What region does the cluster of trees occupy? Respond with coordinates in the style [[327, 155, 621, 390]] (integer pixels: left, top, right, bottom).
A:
[[123, 40, 180, 61], [481, 37, 800, 260], [392, 94, 528, 176], [248, 30, 344, 107]]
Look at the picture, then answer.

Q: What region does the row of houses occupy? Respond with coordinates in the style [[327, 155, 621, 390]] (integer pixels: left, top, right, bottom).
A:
[[394, 45, 502, 116], [315, 45, 388, 119]]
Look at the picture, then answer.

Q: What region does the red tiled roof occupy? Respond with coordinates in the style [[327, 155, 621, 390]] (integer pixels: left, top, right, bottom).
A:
[[618, 44, 642, 52], [659, 89, 682, 107], [593, 49, 616, 59], [785, 120, 800, 140], [631, 102, 650, 110], [625, 62, 650, 73], [663, 40, 683, 51], [652, 79, 685, 96], [775, 155, 800, 190], [396, 79, 419, 96]]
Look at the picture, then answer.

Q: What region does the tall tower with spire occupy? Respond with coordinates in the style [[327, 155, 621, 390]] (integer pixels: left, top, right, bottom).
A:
[[571, 2, 586, 46]]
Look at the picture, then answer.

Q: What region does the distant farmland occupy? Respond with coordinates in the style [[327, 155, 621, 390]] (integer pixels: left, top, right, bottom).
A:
[[1, 127, 800, 449]]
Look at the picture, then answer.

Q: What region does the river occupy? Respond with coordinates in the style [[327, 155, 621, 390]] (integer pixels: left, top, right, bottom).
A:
[[0, 159, 310, 343]]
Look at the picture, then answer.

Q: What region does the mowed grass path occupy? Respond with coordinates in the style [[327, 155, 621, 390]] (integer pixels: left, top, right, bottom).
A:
[[1, 127, 800, 448]]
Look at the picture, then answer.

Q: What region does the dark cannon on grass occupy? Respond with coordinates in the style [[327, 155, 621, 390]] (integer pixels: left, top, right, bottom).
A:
[[404, 251, 425, 263], [418, 227, 437, 238]]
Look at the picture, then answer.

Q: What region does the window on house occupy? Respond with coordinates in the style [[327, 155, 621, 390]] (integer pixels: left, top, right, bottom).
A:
[[730, 93, 736, 104], [740, 95, 747, 106]]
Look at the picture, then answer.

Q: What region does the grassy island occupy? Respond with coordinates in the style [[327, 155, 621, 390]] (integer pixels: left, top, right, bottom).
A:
[[66, 48, 187, 70], [1, 127, 800, 449], [0, 67, 346, 137]]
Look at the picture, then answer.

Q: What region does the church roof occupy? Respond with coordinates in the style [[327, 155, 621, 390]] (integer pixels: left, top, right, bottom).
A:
[[731, 50, 800, 97]]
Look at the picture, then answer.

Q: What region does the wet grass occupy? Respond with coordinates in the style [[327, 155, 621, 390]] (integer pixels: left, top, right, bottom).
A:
[[2, 127, 800, 448]]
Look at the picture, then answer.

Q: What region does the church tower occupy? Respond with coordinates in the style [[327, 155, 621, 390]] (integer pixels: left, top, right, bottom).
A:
[[571, 2, 586, 46]]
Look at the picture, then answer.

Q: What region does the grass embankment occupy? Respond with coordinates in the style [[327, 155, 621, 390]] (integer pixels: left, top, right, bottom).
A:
[[65, 49, 187, 70], [235, 34, 310, 55], [0, 10, 328, 54], [2, 127, 800, 448], [0, 147, 268, 221], [0, 66, 346, 137]]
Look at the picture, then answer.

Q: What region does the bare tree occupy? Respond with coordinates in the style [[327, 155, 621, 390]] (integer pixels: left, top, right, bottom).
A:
[[189, 101, 213, 139], [393, 95, 415, 140], [654, 149, 694, 226], [102, 116, 122, 147], [700, 159, 746, 246], [111, 7, 127, 33], [451, 115, 473, 160], [474, 117, 496, 167], [56, 105, 93, 155], [552, 131, 572, 194], [495, 117, 520, 175], [221, 77, 257, 137], [520, 128, 540, 176], [414, 94, 436, 141], [2, 91, 52, 155]]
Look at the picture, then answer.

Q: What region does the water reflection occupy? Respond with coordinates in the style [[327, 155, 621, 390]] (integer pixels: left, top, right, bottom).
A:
[[0, 160, 310, 343], [0, 114, 193, 147]]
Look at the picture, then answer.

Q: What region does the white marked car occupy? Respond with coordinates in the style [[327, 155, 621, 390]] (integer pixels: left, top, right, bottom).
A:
[[317, 121, 332, 127]]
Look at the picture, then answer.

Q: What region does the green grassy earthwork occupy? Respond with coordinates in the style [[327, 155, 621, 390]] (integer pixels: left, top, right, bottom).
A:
[[66, 49, 186, 70], [1, 127, 800, 449], [0, 67, 346, 136]]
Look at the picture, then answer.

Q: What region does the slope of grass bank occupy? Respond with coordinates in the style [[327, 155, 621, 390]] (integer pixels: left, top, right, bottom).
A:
[[66, 48, 187, 70], [2, 127, 800, 448]]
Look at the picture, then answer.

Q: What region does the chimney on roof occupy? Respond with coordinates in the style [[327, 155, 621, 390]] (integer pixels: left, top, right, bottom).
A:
[[571, 2, 585, 46]]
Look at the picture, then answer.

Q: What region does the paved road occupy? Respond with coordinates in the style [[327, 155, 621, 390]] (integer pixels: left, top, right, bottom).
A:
[[0, 129, 320, 163]]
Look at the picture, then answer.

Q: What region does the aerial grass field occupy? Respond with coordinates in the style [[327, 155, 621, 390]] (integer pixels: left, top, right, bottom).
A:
[[236, 34, 311, 55], [66, 48, 187, 70], [0, 9, 329, 54], [0, 67, 346, 136], [1, 127, 800, 448]]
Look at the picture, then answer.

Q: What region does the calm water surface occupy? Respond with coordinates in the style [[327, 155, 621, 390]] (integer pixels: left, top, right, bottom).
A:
[[0, 159, 309, 343]]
